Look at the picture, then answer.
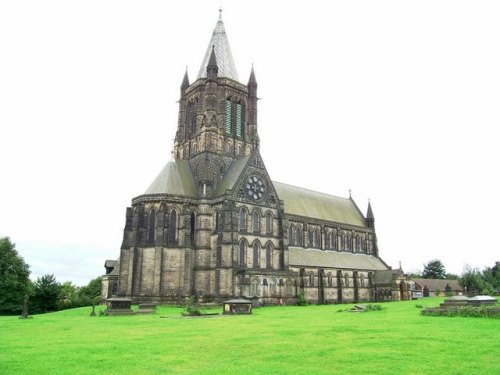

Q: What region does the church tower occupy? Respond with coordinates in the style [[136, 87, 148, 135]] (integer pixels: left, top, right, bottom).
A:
[[173, 11, 259, 198]]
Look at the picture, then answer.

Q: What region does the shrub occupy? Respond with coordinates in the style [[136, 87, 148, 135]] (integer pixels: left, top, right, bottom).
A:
[[296, 291, 308, 306]]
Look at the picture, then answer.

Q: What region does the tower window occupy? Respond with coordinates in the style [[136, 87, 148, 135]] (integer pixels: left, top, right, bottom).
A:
[[236, 102, 243, 137], [225, 99, 232, 134]]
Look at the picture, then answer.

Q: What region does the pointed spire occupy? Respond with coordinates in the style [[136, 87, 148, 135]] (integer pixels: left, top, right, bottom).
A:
[[197, 10, 239, 81], [181, 67, 190, 90], [207, 45, 218, 80], [248, 64, 257, 85], [366, 200, 374, 219], [366, 200, 375, 228]]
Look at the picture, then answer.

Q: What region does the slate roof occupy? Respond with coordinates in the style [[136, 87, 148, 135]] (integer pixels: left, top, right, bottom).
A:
[[411, 278, 463, 292], [288, 247, 389, 270], [144, 159, 198, 198], [197, 12, 239, 82], [213, 155, 250, 197], [273, 182, 367, 227]]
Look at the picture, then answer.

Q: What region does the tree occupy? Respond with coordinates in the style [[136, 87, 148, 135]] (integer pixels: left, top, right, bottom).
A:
[[460, 265, 492, 296], [31, 274, 62, 313], [58, 281, 79, 310], [77, 277, 102, 306], [422, 259, 446, 279], [0, 237, 31, 315], [482, 261, 500, 293]]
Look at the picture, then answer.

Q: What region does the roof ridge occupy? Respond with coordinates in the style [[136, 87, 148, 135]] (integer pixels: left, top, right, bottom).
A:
[[272, 180, 350, 201]]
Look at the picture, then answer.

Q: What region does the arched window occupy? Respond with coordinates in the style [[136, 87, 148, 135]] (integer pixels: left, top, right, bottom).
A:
[[288, 225, 295, 246], [313, 229, 319, 248], [239, 241, 246, 267], [309, 272, 314, 287], [346, 233, 351, 251], [327, 272, 333, 287], [167, 210, 177, 245], [332, 230, 337, 250], [308, 229, 313, 247], [225, 98, 232, 134], [325, 230, 330, 249], [148, 209, 156, 245], [265, 242, 273, 269], [360, 274, 365, 287], [265, 212, 273, 234], [344, 273, 350, 287], [190, 211, 196, 245], [253, 242, 260, 268], [239, 208, 247, 232], [296, 226, 303, 246], [186, 98, 199, 139], [252, 211, 260, 233], [213, 210, 219, 232]]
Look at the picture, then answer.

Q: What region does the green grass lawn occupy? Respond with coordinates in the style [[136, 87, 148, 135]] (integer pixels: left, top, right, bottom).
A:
[[1, 298, 499, 375]]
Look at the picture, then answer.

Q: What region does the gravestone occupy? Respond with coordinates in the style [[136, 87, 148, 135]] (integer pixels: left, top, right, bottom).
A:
[[106, 297, 133, 315], [223, 299, 252, 315], [19, 294, 30, 319]]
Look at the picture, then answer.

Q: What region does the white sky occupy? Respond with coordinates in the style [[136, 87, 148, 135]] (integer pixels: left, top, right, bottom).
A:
[[1, 1, 499, 286]]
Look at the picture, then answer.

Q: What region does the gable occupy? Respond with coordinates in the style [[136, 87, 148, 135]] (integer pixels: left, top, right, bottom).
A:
[[213, 151, 280, 206]]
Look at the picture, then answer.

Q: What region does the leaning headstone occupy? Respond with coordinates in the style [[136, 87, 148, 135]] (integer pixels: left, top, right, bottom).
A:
[[19, 294, 30, 319]]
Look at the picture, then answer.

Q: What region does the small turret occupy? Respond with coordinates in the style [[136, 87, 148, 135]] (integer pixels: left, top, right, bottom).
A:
[[366, 200, 375, 228], [181, 68, 190, 92], [247, 65, 258, 142], [207, 46, 218, 81]]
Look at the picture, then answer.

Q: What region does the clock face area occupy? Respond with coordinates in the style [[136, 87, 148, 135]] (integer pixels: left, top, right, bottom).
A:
[[245, 176, 266, 201]]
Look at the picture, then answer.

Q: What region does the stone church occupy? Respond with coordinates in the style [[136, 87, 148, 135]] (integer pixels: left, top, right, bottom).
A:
[[102, 12, 409, 304]]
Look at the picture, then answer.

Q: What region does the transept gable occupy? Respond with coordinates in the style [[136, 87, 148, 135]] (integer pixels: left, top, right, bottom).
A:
[[220, 149, 280, 207]]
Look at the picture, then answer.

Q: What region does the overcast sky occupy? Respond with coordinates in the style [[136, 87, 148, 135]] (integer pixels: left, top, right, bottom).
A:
[[1, 1, 499, 286]]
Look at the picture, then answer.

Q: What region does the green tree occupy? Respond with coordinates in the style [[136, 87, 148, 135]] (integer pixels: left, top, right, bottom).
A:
[[482, 261, 500, 293], [0, 237, 31, 315], [58, 281, 79, 310], [31, 274, 62, 313], [77, 277, 102, 306], [460, 265, 492, 296], [422, 259, 446, 279]]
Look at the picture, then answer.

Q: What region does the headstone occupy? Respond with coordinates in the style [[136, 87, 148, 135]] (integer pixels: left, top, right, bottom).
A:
[[19, 294, 29, 319]]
